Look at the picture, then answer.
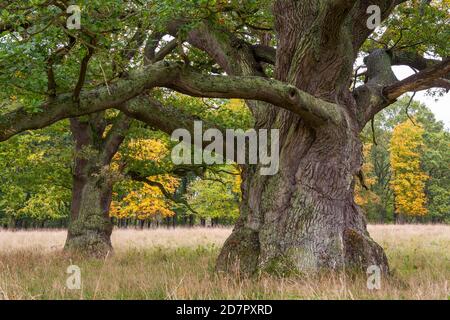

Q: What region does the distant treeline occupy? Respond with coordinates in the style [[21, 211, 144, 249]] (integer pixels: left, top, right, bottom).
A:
[[0, 215, 236, 230]]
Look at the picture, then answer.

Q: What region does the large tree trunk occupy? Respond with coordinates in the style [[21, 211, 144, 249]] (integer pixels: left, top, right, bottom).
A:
[[217, 124, 388, 274], [216, 0, 389, 275]]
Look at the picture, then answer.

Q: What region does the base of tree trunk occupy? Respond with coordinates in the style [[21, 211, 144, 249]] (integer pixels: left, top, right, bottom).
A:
[[64, 180, 114, 258], [216, 224, 388, 276], [64, 224, 113, 258]]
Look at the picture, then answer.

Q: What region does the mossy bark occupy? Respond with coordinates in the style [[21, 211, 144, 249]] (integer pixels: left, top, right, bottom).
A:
[[64, 115, 128, 257], [217, 125, 389, 275], [64, 172, 114, 257]]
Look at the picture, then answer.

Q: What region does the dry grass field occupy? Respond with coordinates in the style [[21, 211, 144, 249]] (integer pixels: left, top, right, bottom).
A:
[[0, 225, 449, 300]]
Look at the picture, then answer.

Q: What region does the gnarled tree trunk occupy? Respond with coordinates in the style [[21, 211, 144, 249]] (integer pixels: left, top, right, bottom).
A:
[[64, 114, 129, 257], [216, 0, 390, 275], [66, 163, 114, 256], [217, 123, 388, 274]]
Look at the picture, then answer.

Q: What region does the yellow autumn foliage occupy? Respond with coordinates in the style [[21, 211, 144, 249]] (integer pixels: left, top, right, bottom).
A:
[[126, 138, 168, 161], [110, 139, 179, 220], [225, 99, 246, 111], [110, 174, 179, 220], [390, 120, 429, 216], [355, 143, 380, 206]]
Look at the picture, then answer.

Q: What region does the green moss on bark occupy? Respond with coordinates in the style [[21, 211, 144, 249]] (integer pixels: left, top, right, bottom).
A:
[[216, 227, 260, 275], [65, 181, 113, 258]]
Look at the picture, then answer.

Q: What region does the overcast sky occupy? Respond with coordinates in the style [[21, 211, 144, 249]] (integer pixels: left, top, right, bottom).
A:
[[393, 66, 450, 129]]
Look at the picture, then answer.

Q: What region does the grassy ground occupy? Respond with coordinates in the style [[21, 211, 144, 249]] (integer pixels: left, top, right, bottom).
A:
[[0, 225, 448, 300]]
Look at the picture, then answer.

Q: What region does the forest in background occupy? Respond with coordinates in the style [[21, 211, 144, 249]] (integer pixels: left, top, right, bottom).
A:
[[1, 96, 448, 229]]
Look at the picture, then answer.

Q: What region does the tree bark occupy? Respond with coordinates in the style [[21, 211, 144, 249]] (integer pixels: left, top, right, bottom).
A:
[[64, 114, 130, 257], [65, 156, 114, 256], [217, 124, 388, 274]]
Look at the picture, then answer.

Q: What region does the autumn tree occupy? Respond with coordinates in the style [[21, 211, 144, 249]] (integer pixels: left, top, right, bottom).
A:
[[1, 1, 449, 274], [422, 130, 450, 223], [111, 137, 180, 224], [110, 177, 178, 224], [390, 120, 429, 220], [63, 31, 178, 253]]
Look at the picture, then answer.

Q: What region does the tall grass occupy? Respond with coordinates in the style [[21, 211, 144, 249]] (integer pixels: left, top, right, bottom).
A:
[[0, 225, 448, 299]]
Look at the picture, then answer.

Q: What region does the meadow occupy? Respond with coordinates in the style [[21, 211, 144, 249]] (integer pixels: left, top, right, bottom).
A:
[[0, 225, 448, 300]]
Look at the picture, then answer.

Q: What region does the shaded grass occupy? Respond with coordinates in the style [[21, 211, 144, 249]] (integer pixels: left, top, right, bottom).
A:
[[0, 225, 449, 300]]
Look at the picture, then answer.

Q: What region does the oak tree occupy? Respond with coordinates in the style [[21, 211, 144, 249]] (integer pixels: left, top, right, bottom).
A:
[[0, 0, 449, 274]]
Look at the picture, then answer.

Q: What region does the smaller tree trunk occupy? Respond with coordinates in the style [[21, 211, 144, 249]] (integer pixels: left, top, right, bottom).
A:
[[64, 116, 128, 257], [64, 157, 114, 257]]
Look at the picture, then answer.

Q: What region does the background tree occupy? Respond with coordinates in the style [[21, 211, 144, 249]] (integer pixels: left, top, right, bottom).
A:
[[187, 167, 241, 226], [0, 121, 72, 228], [111, 136, 180, 227], [390, 120, 429, 221]]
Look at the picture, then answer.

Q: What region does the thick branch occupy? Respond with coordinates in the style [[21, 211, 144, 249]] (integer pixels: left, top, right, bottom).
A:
[[168, 19, 264, 77], [391, 50, 442, 71], [350, 0, 407, 52], [73, 38, 96, 101], [383, 58, 450, 100], [391, 50, 450, 90], [120, 94, 211, 136], [354, 49, 449, 125], [153, 39, 178, 63], [168, 19, 280, 123], [143, 32, 163, 65], [251, 44, 276, 65], [0, 61, 343, 141], [120, 94, 243, 163], [0, 61, 180, 141], [168, 69, 341, 125], [46, 35, 77, 97], [354, 49, 399, 124], [102, 113, 132, 164]]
